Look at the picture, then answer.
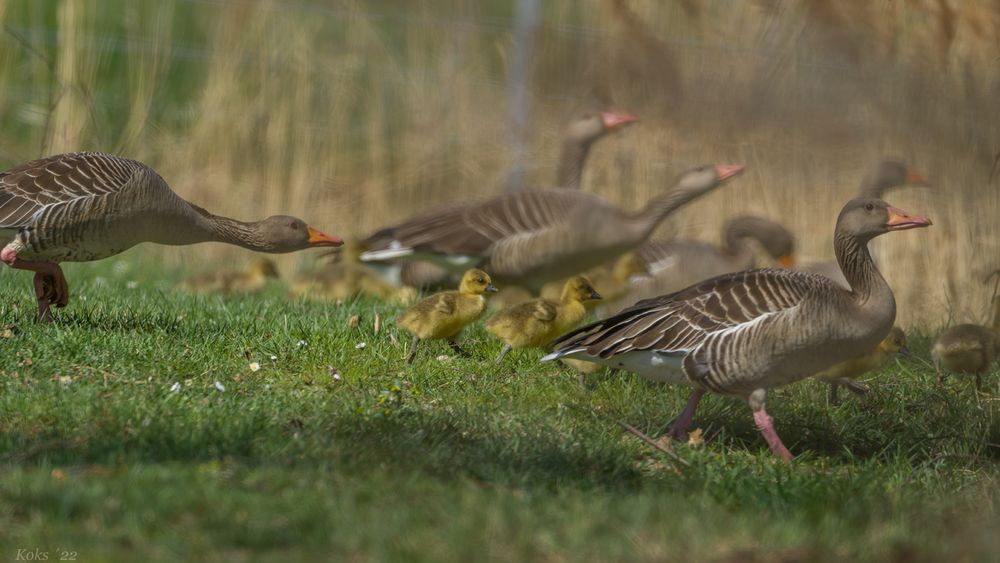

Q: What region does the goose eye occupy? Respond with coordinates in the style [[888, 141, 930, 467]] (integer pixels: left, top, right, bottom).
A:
[[289, 221, 300, 229], [864, 203, 875, 211]]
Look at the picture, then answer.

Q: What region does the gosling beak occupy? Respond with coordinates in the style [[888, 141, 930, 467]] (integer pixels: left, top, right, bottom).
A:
[[899, 345, 912, 359], [486, 284, 499, 293], [714, 164, 746, 182], [777, 254, 795, 268], [885, 206, 932, 231], [307, 226, 344, 247], [589, 289, 603, 300], [601, 111, 638, 130], [905, 168, 929, 186]]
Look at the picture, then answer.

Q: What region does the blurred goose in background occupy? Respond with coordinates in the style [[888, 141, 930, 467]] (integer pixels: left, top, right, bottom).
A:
[[181, 257, 280, 295], [815, 326, 909, 405], [395, 110, 637, 289], [292, 239, 414, 303], [0, 152, 341, 320], [487, 275, 601, 365], [543, 198, 931, 461], [932, 293, 1000, 390], [362, 164, 745, 293], [802, 159, 927, 287], [397, 268, 497, 363], [615, 216, 794, 309]]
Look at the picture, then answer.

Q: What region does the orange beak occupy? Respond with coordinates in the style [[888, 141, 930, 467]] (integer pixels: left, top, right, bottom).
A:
[[715, 164, 746, 182], [905, 168, 929, 186], [886, 206, 932, 231], [777, 255, 795, 268], [601, 111, 639, 130], [307, 226, 344, 247]]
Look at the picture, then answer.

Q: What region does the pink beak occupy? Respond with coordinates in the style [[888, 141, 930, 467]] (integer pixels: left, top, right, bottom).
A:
[[307, 226, 344, 247], [886, 206, 932, 231], [601, 111, 639, 130], [714, 164, 746, 182]]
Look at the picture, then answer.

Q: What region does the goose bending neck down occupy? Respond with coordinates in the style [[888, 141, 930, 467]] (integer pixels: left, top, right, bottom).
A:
[[542, 197, 931, 462], [0, 152, 342, 321], [361, 164, 745, 293]]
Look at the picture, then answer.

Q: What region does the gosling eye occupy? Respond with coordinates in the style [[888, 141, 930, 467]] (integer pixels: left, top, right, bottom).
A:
[[477, 278, 485, 284]]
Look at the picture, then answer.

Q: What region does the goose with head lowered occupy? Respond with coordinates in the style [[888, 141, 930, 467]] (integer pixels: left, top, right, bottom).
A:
[[0, 152, 342, 320], [361, 164, 745, 294], [542, 198, 931, 462]]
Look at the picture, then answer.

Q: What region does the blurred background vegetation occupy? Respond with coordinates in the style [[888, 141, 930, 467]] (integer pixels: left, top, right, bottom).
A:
[[0, 0, 997, 326]]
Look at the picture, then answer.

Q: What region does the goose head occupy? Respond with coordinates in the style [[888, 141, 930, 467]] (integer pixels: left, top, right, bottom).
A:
[[566, 111, 638, 145], [458, 269, 498, 295], [836, 198, 931, 242], [726, 216, 796, 267], [251, 216, 343, 252], [675, 164, 746, 195], [561, 275, 602, 304], [862, 160, 929, 197]]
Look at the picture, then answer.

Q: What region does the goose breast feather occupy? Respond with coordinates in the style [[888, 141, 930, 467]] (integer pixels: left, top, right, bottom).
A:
[[547, 268, 890, 396]]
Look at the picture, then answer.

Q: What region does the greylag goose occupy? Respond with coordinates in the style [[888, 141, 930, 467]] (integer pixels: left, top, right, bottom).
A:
[[487, 275, 601, 365], [181, 257, 280, 295], [392, 110, 637, 289], [622, 216, 795, 306], [362, 164, 745, 293], [397, 268, 497, 363], [542, 198, 931, 461], [802, 159, 927, 287], [932, 293, 1000, 390], [0, 152, 342, 320], [815, 326, 908, 405]]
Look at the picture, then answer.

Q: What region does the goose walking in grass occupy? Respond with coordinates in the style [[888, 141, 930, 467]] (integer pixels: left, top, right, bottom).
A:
[[362, 164, 744, 293], [932, 293, 1000, 390], [487, 275, 601, 365], [397, 268, 497, 363], [816, 326, 909, 405], [0, 152, 342, 320], [542, 198, 931, 462], [181, 257, 280, 295]]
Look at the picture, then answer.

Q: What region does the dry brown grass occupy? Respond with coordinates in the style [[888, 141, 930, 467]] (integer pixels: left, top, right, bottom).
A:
[[0, 0, 998, 326]]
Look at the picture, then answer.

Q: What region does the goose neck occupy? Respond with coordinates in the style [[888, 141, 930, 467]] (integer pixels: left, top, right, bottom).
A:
[[555, 137, 593, 189], [834, 232, 888, 303]]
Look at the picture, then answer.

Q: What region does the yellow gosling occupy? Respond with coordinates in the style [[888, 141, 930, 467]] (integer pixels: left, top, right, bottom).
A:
[[815, 326, 908, 405], [539, 253, 646, 309], [932, 294, 1000, 390], [291, 239, 411, 303], [397, 268, 497, 363], [181, 257, 279, 295], [487, 276, 601, 365]]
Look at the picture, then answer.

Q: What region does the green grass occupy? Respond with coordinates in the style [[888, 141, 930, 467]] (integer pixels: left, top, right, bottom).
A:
[[1, 252, 1000, 562]]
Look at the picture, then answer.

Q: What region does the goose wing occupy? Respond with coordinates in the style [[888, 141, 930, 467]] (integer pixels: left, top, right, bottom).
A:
[[0, 152, 143, 228], [364, 187, 611, 257], [545, 268, 831, 360]]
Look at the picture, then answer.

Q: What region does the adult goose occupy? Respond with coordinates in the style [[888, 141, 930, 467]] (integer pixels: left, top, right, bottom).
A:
[[362, 164, 745, 293], [393, 110, 637, 289], [802, 159, 927, 287], [542, 198, 931, 461], [0, 152, 342, 320], [622, 216, 795, 307]]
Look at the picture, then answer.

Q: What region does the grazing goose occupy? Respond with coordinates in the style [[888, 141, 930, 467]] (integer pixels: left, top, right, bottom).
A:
[[362, 164, 744, 293], [932, 294, 1000, 390], [397, 268, 497, 363], [542, 198, 931, 461], [815, 326, 909, 405], [0, 152, 342, 320], [393, 110, 637, 290], [181, 257, 280, 295], [620, 216, 795, 307], [487, 275, 601, 365], [802, 159, 927, 287]]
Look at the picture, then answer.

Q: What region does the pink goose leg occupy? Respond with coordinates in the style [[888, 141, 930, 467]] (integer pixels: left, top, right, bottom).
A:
[[1, 244, 69, 321], [749, 388, 793, 462], [666, 388, 705, 440]]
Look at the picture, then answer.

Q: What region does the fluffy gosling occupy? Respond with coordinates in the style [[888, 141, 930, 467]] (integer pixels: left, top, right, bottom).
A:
[[538, 253, 646, 307], [397, 268, 497, 363], [291, 239, 414, 303], [181, 257, 279, 295], [487, 275, 601, 365], [932, 294, 1000, 389], [815, 326, 908, 405]]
